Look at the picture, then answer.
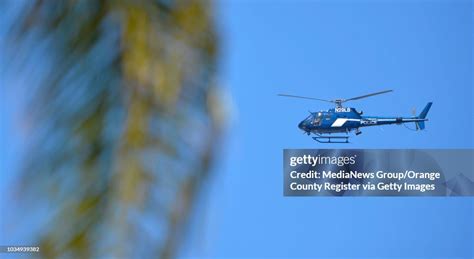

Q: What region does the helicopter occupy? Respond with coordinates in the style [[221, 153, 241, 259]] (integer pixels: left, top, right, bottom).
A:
[[278, 90, 432, 143]]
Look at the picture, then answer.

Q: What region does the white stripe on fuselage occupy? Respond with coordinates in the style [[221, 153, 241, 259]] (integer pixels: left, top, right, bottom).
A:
[[331, 118, 360, 127]]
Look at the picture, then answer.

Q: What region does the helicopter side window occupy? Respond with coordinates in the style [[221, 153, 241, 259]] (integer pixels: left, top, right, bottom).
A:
[[312, 113, 322, 125]]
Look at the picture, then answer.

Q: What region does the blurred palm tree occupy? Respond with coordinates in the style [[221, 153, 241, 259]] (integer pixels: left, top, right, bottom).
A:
[[7, 0, 223, 258]]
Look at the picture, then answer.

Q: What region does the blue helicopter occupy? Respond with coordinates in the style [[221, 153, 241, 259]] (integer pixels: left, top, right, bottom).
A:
[[278, 90, 432, 143]]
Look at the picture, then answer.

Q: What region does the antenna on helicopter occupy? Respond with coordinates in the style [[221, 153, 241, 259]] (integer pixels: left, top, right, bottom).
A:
[[278, 90, 393, 108]]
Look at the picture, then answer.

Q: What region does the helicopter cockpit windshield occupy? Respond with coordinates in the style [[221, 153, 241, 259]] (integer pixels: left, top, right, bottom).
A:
[[304, 112, 322, 126], [313, 112, 323, 126]]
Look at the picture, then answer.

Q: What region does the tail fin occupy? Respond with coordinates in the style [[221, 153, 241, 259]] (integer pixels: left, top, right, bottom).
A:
[[416, 102, 432, 130], [418, 102, 432, 119], [416, 121, 425, 130]]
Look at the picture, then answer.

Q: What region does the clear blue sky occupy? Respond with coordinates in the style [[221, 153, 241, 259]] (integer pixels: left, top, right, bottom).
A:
[[183, 0, 473, 257]]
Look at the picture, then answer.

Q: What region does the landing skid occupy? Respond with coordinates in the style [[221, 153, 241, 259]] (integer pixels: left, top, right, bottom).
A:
[[312, 135, 349, 143]]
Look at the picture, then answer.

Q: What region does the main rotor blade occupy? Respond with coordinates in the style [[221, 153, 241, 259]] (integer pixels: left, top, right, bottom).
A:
[[277, 94, 333, 103], [343, 90, 393, 102]]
